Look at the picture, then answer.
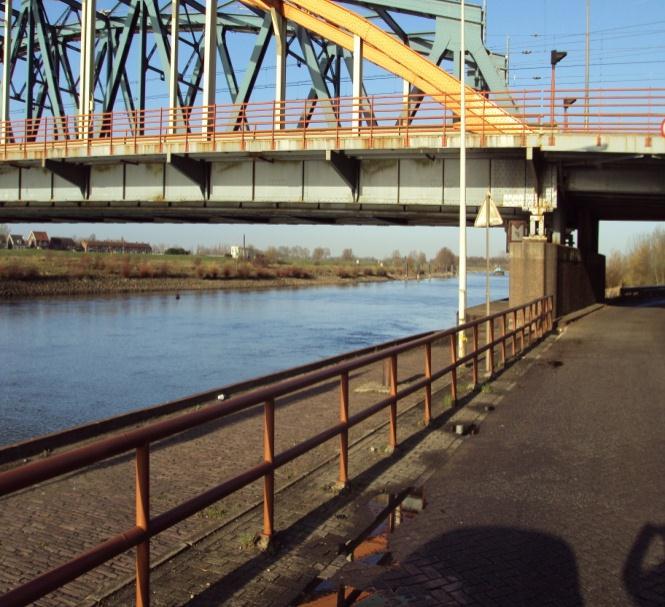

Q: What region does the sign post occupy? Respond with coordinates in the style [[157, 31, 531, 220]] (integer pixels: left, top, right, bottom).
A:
[[474, 194, 503, 375]]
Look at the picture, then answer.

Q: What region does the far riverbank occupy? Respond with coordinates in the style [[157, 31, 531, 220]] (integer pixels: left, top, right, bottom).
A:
[[0, 249, 458, 298], [0, 273, 399, 298]]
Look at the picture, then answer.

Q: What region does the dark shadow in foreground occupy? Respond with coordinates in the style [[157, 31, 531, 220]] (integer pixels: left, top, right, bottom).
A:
[[623, 524, 665, 607], [345, 526, 585, 606]]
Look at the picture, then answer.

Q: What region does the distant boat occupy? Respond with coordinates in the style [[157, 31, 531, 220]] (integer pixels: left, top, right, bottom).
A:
[[492, 266, 506, 276]]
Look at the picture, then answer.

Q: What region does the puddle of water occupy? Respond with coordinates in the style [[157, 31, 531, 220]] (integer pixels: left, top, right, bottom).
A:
[[344, 487, 425, 566], [294, 581, 374, 606]]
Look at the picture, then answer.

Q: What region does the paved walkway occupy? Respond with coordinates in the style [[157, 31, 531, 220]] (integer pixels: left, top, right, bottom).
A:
[[313, 301, 665, 607]]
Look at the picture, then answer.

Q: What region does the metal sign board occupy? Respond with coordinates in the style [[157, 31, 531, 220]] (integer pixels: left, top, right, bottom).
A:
[[474, 195, 503, 227]]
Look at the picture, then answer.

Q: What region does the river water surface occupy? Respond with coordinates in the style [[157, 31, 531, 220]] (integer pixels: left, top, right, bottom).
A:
[[0, 274, 507, 446]]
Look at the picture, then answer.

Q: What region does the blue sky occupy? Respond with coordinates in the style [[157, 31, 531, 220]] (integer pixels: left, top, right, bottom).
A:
[[7, 0, 665, 258]]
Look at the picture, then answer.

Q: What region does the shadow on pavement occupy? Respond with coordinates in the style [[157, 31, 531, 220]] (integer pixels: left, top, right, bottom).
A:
[[623, 524, 665, 607], [363, 526, 585, 606]]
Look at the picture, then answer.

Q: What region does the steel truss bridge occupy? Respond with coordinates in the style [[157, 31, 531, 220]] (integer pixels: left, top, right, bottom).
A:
[[0, 0, 663, 239]]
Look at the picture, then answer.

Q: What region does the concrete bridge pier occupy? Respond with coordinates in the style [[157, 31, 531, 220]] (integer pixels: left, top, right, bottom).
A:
[[509, 207, 605, 317]]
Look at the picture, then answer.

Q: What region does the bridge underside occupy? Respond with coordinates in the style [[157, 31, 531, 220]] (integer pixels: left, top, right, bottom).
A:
[[4, 133, 664, 228], [0, 142, 560, 226]]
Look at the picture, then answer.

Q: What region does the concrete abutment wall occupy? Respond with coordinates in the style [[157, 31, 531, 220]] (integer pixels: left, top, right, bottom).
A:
[[509, 240, 605, 317]]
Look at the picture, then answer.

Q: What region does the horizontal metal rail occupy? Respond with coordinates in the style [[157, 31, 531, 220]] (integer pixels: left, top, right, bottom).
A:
[[619, 285, 665, 298], [0, 88, 662, 160], [0, 295, 553, 606]]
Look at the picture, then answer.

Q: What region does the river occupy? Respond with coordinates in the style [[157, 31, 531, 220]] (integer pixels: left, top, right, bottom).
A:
[[0, 274, 508, 446]]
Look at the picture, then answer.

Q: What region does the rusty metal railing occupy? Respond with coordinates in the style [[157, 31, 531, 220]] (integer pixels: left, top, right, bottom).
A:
[[0, 88, 662, 160], [0, 295, 553, 606]]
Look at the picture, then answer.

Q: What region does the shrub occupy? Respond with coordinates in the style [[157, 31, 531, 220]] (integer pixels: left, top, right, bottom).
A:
[[0, 260, 40, 280], [137, 262, 154, 278], [276, 266, 313, 279], [336, 267, 357, 279], [236, 262, 254, 279]]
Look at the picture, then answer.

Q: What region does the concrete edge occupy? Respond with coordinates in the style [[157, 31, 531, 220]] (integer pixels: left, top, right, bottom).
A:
[[556, 303, 605, 328]]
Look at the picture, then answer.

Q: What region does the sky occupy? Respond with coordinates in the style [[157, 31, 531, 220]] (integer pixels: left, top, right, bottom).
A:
[[6, 0, 665, 258]]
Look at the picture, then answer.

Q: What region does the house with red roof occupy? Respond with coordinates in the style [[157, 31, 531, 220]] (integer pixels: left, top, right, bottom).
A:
[[27, 231, 50, 249]]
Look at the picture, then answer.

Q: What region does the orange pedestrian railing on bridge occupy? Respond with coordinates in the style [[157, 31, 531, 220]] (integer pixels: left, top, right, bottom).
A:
[[0, 295, 553, 607], [0, 89, 663, 160]]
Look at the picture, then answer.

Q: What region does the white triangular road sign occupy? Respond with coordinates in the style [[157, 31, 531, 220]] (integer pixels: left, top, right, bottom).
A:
[[474, 195, 503, 227]]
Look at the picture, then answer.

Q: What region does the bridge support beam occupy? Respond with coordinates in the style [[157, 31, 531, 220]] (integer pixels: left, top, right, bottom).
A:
[[1, 0, 11, 144], [326, 150, 359, 199], [201, 0, 217, 135], [168, 153, 209, 197], [352, 35, 363, 134], [168, 0, 180, 135], [577, 208, 599, 258], [271, 8, 286, 130], [44, 160, 90, 197], [79, 0, 96, 138]]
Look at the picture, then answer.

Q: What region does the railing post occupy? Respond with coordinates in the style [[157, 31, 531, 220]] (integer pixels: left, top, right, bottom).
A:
[[449, 333, 458, 405], [388, 354, 397, 450], [472, 324, 479, 387], [135, 445, 150, 607], [424, 342, 432, 426], [488, 318, 495, 376], [262, 398, 275, 543], [513, 309, 519, 355], [538, 300, 544, 338], [500, 314, 507, 367], [338, 372, 349, 488]]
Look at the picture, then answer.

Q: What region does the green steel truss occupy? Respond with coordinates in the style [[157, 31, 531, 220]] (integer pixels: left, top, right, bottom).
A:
[[0, 0, 506, 123]]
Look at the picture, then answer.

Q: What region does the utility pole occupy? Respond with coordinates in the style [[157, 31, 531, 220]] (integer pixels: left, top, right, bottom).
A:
[[458, 0, 467, 357], [585, 0, 590, 127]]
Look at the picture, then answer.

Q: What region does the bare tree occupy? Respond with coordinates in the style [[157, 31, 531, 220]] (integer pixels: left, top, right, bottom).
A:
[[312, 247, 330, 263]]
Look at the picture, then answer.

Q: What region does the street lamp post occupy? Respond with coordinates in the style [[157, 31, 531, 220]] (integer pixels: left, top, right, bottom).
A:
[[550, 50, 567, 127], [585, 0, 591, 127], [563, 97, 577, 130], [458, 0, 467, 357]]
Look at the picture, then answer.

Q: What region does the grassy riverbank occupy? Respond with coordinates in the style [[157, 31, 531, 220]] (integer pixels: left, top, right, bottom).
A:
[[0, 249, 400, 298]]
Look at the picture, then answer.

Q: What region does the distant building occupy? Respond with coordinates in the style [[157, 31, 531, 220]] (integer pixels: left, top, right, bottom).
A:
[[49, 237, 78, 251], [27, 231, 50, 249], [230, 245, 254, 260], [7, 234, 26, 249], [81, 239, 152, 254]]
